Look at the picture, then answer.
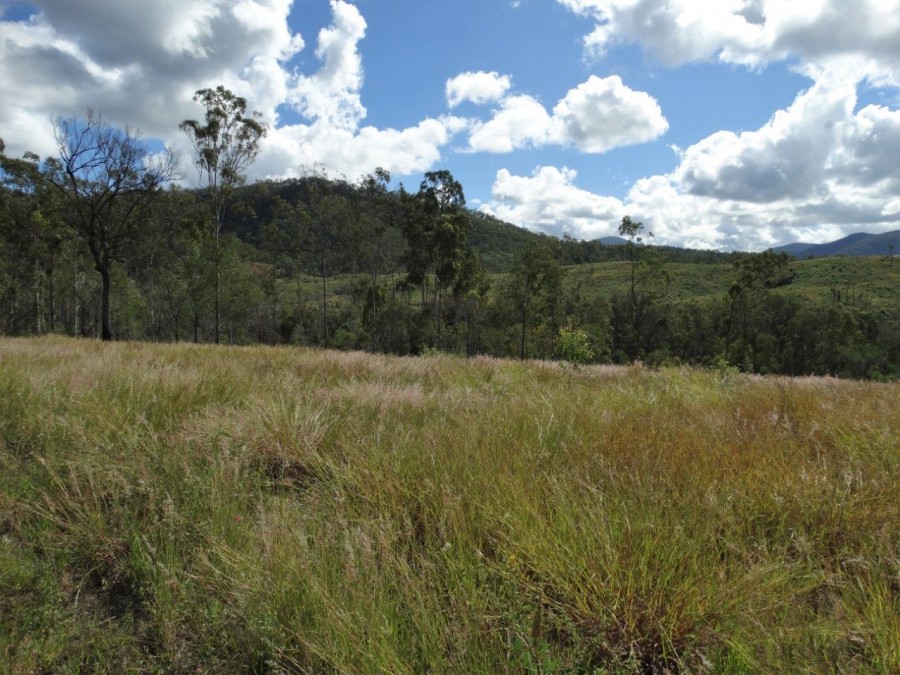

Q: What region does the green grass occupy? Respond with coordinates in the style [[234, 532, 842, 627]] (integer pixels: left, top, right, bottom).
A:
[[787, 256, 900, 307], [1, 337, 898, 672], [566, 255, 900, 309], [566, 261, 735, 303], [279, 255, 900, 317]]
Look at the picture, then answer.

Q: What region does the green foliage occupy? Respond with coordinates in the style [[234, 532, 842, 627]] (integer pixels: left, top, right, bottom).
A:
[[1, 118, 177, 342], [179, 86, 268, 202], [507, 240, 564, 359], [554, 323, 594, 366], [181, 85, 268, 344]]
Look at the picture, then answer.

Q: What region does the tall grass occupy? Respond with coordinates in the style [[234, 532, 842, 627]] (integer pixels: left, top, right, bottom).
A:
[[1, 337, 898, 673]]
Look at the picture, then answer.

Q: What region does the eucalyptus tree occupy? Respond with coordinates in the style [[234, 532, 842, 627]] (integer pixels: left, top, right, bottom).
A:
[[723, 249, 792, 367], [180, 85, 267, 343], [44, 112, 178, 340], [615, 215, 669, 358], [507, 239, 563, 360], [0, 140, 61, 334], [357, 167, 390, 351], [618, 215, 648, 346], [299, 169, 353, 350], [262, 194, 309, 319], [402, 170, 471, 347]]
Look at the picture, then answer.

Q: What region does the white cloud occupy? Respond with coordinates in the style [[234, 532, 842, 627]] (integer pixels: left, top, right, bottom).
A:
[[0, 0, 299, 154], [552, 75, 668, 152], [463, 75, 667, 154], [256, 118, 455, 181], [531, 0, 900, 248], [482, 71, 900, 250], [481, 162, 869, 251], [0, 0, 459, 182], [674, 78, 856, 202], [467, 95, 556, 153], [288, 0, 366, 130], [480, 166, 624, 239], [557, 0, 900, 84], [830, 103, 900, 192], [883, 198, 900, 217], [446, 71, 512, 108], [534, 1, 900, 249]]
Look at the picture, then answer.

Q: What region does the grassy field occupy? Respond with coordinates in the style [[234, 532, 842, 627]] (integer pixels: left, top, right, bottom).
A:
[[566, 255, 900, 307], [1, 337, 898, 673], [283, 255, 900, 312]]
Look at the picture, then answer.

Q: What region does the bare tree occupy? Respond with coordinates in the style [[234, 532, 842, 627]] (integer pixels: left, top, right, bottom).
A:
[[46, 111, 179, 341]]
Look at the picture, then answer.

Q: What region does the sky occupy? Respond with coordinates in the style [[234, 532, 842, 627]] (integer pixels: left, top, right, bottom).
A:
[[1, 0, 900, 251]]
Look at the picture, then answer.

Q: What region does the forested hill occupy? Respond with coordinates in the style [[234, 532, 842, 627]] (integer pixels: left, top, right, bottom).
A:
[[220, 176, 543, 273], [221, 177, 739, 274], [222, 178, 898, 273]]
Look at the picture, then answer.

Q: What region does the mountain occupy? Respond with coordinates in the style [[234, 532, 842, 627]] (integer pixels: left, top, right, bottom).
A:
[[774, 231, 899, 258], [772, 242, 818, 256], [598, 236, 630, 246], [837, 230, 900, 256]]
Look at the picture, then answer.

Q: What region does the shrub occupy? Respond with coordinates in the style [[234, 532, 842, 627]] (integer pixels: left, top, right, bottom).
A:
[[554, 323, 594, 367]]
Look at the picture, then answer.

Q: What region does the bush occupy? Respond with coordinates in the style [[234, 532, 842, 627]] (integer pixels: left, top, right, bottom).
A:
[[554, 323, 594, 367]]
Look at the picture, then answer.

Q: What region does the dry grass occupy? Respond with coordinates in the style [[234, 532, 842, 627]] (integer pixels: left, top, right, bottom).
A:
[[1, 336, 898, 673]]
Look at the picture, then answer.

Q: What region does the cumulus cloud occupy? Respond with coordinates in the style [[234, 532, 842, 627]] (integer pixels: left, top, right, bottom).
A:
[[467, 95, 556, 153], [485, 0, 900, 249], [480, 166, 624, 239], [830, 103, 900, 192], [552, 75, 669, 152], [481, 163, 861, 251], [675, 78, 856, 202], [482, 70, 900, 250], [0, 0, 459, 181], [462, 75, 667, 154], [480, 165, 738, 248], [0, 0, 302, 148], [482, 64, 900, 250], [288, 0, 366, 130], [446, 71, 512, 108], [557, 0, 900, 84], [256, 118, 455, 181]]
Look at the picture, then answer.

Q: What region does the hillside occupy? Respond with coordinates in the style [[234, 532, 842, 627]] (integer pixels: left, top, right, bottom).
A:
[[1, 337, 898, 672], [270, 256, 900, 330], [224, 179, 895, 277], [466, 211, 542, 271], [224, 179, 737, 273], [566, 255, 900, 309], [838, 230, 900, 256]]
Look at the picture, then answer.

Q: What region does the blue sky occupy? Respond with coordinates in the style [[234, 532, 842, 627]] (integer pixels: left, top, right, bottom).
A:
[[2, 0, 900, 250]]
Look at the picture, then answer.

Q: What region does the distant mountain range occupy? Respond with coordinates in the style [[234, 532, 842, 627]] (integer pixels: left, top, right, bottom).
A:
[[595, 231, 899, 257], [772, 230, 899, 258]]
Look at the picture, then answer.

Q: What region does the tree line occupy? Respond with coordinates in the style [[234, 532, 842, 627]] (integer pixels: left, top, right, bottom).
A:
[[1, 88, 897, 378]]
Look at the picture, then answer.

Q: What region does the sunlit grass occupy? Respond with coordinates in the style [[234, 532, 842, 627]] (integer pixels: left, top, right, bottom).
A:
[[1, 336, 898, 672], [567, 255, 900, 309]]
